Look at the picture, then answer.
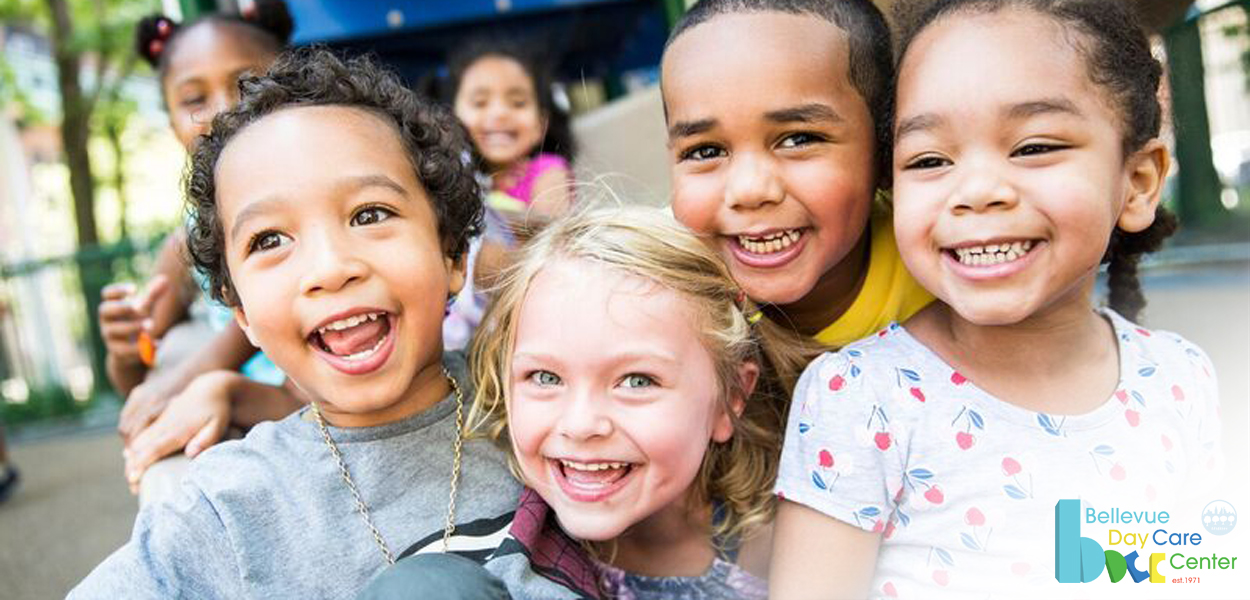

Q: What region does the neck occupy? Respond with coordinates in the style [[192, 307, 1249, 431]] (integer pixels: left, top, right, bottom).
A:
[[489, 157, 529, 190], [771, 226, 871, 337], [913, 277, 1118, 413], [315, 361, 451, 428], [606, 494, 716, 577]]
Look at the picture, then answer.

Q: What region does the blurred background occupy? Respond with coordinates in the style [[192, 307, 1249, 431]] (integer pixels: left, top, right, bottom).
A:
[[0, 0, 1246, 597]]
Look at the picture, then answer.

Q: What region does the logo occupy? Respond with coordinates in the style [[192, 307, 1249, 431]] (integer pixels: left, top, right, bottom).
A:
[[1054, 499, 1165, 583], [1202, 500, 1237, 536]]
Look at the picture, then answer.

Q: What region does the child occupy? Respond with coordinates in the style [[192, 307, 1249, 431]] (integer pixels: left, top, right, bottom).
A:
[[99, 2, 303, 498], [71, 49, 582, 599], [661, 0, 933, 347], [771, 1, 1222, 597], [449, 37, 576, 223], [467, 206, 818, 598]]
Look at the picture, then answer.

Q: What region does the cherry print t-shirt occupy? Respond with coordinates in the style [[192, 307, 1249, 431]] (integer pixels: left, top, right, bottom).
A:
[[775, 308, 1222, 599]]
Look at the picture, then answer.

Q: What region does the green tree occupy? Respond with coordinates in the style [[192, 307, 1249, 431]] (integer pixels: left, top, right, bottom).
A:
[[0, 0, 153, 391]]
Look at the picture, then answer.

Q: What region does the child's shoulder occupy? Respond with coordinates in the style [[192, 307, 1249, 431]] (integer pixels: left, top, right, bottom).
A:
[[1105, 308, 1216, 380], [801, 323, 939, 405]]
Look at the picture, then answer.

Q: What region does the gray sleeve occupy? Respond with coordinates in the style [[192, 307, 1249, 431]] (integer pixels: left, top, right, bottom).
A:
[[67, 484, 241, 600]]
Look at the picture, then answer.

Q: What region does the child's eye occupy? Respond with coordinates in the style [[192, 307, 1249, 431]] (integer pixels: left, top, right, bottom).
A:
[[247, 231, 289, 254], [778, 132, 824, 149], [619, 374, 656, 389], [351, 206, 395, 226], [680, 144, 726, 162], [903, 155, 951, 170], [529, 370, 562, 386], [180, 96, 205, 108], [1012, 143, 1068, 157]]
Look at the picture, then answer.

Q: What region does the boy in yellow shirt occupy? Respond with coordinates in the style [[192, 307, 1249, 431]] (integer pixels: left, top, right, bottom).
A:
[[662, 0, 931, 346]]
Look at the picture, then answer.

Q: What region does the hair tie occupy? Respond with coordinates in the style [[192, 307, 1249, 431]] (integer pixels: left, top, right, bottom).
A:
[[148, 38, 165, 58], [734, 290, 762, 325], [241, 4, 257, 19]]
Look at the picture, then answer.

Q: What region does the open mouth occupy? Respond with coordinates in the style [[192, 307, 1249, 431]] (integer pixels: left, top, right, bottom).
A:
[[308, 310, 396, 374], [550, 458, 637, 502], [947, 240, 1038, 267], [736, 229, 804, 255], [481, 131, 517, 146]]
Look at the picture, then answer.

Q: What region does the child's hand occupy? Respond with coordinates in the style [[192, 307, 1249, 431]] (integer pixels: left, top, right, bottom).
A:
[[118, 360, 196, 444], [99, 275, 170, 368], [122, 370, 241, 494]]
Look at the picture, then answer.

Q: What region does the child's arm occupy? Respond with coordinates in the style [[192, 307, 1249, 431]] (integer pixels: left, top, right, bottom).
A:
[[526, 162, 572, 219], [769, 499, 881, 600], [122, 371, 303, 491], [118, 321, 260, 444]]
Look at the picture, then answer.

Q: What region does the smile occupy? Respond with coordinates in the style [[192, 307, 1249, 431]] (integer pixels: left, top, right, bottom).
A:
[[949, 240, 1036, 267], [728, 228, 808, 268], [308, 309, 396, 375], [549, 457, 637, 503]]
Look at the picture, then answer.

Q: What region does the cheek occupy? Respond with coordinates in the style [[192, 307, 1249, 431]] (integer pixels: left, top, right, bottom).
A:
[[671, 176, 722, 233], [506, 397, 554, 464]]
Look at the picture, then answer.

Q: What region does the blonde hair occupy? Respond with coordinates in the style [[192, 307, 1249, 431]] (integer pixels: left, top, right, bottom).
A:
[[468, 204, 821, 544]]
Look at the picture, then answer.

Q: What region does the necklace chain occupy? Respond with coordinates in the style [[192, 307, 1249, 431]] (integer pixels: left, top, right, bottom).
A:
[[310, 367, 465, 566]]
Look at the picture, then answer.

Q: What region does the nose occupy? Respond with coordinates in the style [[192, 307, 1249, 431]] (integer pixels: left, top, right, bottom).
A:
[[299, 226, 368, 296], [950, 162, 1019, 214], [556, 387, 613, 441], [725, 153, 784, 211]]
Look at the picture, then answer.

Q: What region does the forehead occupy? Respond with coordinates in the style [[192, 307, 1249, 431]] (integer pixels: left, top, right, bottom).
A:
[[897, 9, 1107, 117], [460, 55, 534, 92], [166, 23, 274, 85], [661, 12, 859, 120], [515, 258, 702, 348], [215, 105, 417, 215]]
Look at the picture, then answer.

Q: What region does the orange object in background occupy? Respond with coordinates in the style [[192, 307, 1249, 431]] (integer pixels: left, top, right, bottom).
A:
[[138, 331, 156, 367]]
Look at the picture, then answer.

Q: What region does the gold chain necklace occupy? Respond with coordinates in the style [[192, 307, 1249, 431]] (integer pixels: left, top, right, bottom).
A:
[[310, 367, 465, 565]]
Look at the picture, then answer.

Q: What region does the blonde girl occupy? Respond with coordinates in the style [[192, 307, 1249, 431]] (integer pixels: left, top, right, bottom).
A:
[[469, 205, 818, 598]]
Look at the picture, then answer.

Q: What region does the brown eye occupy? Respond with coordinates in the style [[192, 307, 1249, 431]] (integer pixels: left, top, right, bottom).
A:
[[350, 206, 394, 226], [248, 231, 288, 254]]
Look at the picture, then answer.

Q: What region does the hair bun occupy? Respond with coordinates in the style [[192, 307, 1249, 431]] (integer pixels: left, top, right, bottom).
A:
[[244, 0, 295, 45], [135, 14, 179, 67]]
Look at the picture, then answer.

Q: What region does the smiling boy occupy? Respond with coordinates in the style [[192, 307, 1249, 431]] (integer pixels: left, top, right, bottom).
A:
[[663, 0, 933, 345]]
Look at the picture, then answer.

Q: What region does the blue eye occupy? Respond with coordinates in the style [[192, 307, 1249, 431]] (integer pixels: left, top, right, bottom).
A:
[[351, 206, 395, 226], [619, 374, 655, 389], [529, 370, 561, 386]]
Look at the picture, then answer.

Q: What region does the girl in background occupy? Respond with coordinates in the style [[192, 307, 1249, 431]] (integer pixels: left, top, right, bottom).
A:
[[99, 1, 302, 499]]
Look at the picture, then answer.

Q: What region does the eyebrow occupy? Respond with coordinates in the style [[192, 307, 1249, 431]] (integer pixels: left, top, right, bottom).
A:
[[894, 113, 945, 143], [227, 174, 408, 241], [764, 103, 843, 125], [1004, 98, 1083, 120], [668, 117, 716, 139]]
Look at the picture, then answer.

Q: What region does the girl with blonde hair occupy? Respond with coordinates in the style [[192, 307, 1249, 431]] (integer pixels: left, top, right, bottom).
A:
[[469, 205, 819, 598]]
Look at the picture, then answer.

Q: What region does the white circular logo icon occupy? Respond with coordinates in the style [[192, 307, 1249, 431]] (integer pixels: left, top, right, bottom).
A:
[[1202, 500, 1237, 536]]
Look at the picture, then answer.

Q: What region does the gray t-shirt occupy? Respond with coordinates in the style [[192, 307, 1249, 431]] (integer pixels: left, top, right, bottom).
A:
[[70, 353, 577, 599]]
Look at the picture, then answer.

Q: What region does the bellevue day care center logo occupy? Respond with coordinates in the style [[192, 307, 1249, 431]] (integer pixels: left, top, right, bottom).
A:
[[1055, 499, 1238, 585]]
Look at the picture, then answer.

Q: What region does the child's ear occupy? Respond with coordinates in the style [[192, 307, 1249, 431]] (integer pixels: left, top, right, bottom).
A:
[[232, 305, 260, 348], [444, 249, 467, 299], [1117, 139, 1169, 234], [712, 361, 761, 443]]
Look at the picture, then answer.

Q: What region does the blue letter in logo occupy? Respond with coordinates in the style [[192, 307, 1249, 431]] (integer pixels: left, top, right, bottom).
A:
[[1055, 499, 1105, 583]]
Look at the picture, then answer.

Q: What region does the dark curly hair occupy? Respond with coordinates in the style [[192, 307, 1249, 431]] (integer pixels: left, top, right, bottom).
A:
[[893, 0, 1177, 322], [664, 0, 894, 186], [186, 47, 484, 307], [445, 36, 577, 166], [136, 0, 294, 82]]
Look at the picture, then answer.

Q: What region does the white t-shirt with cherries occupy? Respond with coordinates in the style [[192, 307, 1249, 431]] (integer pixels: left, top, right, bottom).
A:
[[775, 309, 1222, 599]]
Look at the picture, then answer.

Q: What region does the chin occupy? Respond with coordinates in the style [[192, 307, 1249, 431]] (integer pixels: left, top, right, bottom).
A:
[[554, 512, 628, 542], [947, 301, 1033, 327]]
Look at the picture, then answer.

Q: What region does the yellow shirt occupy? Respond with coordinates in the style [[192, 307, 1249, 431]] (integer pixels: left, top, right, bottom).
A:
[[814, 214, 934, 347]]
